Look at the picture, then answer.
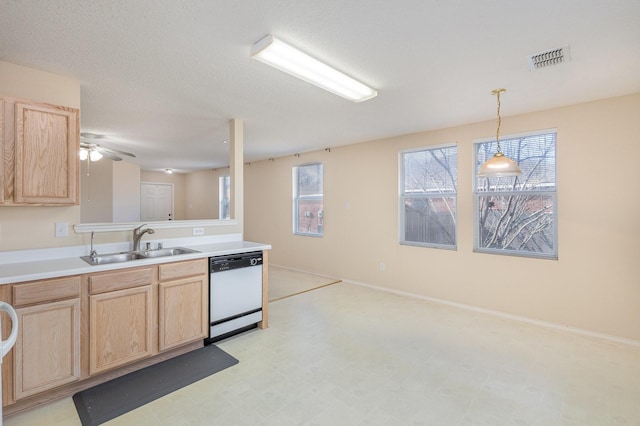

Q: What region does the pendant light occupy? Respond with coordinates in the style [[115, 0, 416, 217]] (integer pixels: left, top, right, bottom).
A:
[[478, 89, 522, 177]]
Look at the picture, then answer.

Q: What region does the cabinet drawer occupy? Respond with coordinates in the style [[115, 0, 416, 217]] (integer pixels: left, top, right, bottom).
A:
[[13, 276, 80, 307], [158, 259, 207, 282], [89, 267, 154, 294]]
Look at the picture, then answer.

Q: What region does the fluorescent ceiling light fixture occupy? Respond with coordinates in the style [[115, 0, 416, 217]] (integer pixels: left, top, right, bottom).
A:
[[251, 34, 377, 102]]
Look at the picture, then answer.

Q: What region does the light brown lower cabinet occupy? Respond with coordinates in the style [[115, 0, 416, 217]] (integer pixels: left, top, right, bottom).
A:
[[14, 298, 81, 400], [159, 275, 208, 351], [89, 285, 154, 375]]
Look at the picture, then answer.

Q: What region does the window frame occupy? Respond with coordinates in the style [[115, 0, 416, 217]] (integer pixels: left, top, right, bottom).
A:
[[473, 129, 558, 260], [218, 175, 230, 220], [292, 162, 324, 237], [399, 143, 458, 250]]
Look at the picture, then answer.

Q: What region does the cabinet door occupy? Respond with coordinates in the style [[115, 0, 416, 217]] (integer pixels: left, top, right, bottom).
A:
[[89, 285, 153, 375], [158, 275, 208, 351], [14, 299, 81, 400], [14, 101, 79, 204]]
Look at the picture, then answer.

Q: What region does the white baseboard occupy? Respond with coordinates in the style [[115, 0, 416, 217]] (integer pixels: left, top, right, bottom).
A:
[[343, 279, 640, 348]]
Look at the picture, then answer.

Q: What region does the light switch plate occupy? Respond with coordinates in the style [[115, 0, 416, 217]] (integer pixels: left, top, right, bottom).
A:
[[55, 222, 69, 237]]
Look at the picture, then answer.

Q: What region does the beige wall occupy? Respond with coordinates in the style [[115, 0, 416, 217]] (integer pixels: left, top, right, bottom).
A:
[[185, 168, 230, 220], [81, 159, 141, 223], [80, 157, 114, 223], [0, 61, 80, 108], [245, 93, 640, 342], [113, 161, 141, 222]]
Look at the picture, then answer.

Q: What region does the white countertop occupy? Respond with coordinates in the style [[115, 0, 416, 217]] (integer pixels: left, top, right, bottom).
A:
[[0, 240, 271, 285]]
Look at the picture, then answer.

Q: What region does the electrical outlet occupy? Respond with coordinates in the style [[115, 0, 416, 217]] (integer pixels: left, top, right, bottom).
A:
[[193, 227, 204, 236], [379, 262, 385, 271], [55, 222, 68, 237]]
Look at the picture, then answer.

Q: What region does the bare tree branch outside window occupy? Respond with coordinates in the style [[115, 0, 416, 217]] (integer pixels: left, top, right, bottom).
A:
[[475, 132, 557, 258]]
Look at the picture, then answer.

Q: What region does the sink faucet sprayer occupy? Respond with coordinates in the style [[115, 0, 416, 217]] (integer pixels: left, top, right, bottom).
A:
[[133, 224, 155, 251]]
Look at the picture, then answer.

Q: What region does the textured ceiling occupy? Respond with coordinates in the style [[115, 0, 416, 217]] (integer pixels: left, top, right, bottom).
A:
[[0, 0, 638, 172]]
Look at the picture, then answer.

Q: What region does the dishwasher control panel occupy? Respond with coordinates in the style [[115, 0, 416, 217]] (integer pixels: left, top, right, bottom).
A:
[[210, 251, 263, 273]]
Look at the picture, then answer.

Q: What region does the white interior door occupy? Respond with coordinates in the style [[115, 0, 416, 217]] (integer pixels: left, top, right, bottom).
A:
[[140, 183, 174, 221]]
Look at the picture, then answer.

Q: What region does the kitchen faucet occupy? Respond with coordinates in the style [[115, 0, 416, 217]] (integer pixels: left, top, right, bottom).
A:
[[89, 231, 98, 261], [132, 224, 155, 251]]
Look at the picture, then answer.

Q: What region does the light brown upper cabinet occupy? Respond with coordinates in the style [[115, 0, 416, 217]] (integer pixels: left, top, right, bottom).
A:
[[1, 96, 79, 205]]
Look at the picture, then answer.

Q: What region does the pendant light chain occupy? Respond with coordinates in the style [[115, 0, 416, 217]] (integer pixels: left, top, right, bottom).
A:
[[493, 88, 505, 153], [478, 88, 522, 177]]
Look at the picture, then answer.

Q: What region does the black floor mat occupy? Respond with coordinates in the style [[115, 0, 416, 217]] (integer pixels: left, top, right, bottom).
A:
[[73, 345, 238, 426]]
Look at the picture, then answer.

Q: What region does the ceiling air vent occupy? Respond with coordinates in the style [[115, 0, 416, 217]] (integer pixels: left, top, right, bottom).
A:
[[527, 45, 571, 71]]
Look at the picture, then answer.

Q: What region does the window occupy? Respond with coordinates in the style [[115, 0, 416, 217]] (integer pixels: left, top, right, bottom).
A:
[[474, 130, 557, 259], [293, 163, 323, 236], [400, 144, 457, 248], [219, 175, 230, 219]]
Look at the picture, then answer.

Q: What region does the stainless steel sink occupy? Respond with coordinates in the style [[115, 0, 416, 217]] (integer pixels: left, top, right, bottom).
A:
[[140, 247, 200, 258], [80, 247, 200, 265], [81, 251, 147, 265]]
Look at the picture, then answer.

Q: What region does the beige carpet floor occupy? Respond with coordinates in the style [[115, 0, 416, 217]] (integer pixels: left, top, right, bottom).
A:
[[268, 265, 340, 301]]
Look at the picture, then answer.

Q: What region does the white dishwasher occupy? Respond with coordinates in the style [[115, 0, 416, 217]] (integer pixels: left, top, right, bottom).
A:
[[205, 251, 263, 344]]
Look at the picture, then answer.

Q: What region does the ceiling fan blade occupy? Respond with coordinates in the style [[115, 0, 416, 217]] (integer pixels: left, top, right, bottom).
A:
[[80, 132, 106, 140], [99, 150, 123, 161], [79, 141, 130, 161], [96, 145, 136, 158], [80, 134, 136, 158]]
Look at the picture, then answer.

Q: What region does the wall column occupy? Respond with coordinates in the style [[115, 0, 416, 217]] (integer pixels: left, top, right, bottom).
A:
[[229, 119, 244, 235]]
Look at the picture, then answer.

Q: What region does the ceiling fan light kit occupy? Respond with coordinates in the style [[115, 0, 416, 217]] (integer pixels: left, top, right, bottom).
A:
[[89, 150, 103, 162], [79, 133, 136, 162], [251, 34, 377, 102]]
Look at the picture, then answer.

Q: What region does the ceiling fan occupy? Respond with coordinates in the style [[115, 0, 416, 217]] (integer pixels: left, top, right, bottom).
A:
[[80, 133, 136, 161]]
